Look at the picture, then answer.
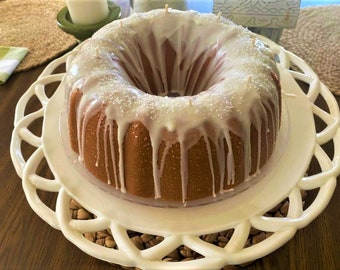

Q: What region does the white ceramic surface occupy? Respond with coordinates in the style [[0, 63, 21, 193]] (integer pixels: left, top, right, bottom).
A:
[[10, 37, 340, 269]]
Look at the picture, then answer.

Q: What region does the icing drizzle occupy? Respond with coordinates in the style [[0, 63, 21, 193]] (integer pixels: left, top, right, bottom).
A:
[[65, 9, 281, 204]]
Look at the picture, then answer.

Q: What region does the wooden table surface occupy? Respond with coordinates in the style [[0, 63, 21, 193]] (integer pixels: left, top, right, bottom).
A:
[[1, 3, 340, 269]]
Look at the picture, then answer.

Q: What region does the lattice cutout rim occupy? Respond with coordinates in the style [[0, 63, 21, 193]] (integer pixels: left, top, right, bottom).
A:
[[10, 36, 340, 269]]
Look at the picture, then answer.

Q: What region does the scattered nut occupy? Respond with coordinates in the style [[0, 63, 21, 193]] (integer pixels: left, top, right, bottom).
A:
[[84, 232, 95, 242], [252, 232, 266, 245], [96, 230, 109, 239], [95, 238, 105, 246], [280, 201, 290, 216], [131, 236, 144, 250], [140, 234, 154, 243], [69, 199, 81, 210], [105, 236, 116, 248], [203, 232, 218, 243], [249, 227, 261, 235], [77, 208, 91, 220], [70, 191, 308, 268]]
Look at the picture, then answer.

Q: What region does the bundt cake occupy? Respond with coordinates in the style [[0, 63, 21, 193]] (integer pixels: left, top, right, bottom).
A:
[[65, 8, 281, 206]]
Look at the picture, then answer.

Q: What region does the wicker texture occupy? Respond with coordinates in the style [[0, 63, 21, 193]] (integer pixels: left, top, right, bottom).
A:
[[281, 5, 340, 95], [0, 0, 77, 71]]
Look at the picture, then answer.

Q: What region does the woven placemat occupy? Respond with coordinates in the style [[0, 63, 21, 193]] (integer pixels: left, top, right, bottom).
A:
[[0, 0, 77, 72], [280, 5, 340, 95]]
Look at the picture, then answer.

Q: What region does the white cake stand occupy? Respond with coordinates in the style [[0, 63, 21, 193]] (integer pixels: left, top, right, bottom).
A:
[[10, 38, 340, 269]]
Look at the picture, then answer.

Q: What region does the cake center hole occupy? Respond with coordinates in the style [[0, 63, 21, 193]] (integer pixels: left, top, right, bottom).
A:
[[119, 32, 226, 97]]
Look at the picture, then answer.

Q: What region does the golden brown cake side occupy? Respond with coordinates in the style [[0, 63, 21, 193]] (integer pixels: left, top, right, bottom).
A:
[[68, 92, 280, 203]]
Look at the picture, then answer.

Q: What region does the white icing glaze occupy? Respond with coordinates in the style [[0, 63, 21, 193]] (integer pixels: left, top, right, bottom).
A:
[[65, 9, 281, 204]]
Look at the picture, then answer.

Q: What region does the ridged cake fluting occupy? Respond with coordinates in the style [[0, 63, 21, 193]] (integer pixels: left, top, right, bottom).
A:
[[65, 9, 281, 205]]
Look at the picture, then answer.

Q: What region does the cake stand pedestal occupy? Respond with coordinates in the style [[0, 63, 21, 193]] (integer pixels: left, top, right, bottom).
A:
[[10, 37, 340, 269]]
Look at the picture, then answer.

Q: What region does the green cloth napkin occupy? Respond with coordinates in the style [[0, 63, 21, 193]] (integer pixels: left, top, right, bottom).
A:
[[0, 46, 28, 84]]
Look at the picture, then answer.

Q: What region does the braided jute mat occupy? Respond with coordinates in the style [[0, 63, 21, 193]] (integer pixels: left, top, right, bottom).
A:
[[0, 0, 77, 72], [281, 5, 340, 95]]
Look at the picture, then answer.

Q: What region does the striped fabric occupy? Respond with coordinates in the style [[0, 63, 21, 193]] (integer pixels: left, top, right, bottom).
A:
[[0, 46, 28, 84]]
